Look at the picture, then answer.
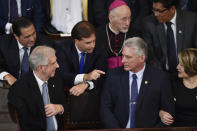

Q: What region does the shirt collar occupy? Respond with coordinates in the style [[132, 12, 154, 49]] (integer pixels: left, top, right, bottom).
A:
[[75, 43, 87, 56], [33, 71, 47, 90], [129, 64, 146, 80], [17, 40, 30, 50], [168, 10, 177, 25], [109, 23, 119, 35]]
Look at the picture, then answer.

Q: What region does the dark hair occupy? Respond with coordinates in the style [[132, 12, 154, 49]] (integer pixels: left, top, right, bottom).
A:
[[153, 0, 178, 9], [178, 48, 197, 77], [12, 17, 33, 36], [71, 21, 95, 40]]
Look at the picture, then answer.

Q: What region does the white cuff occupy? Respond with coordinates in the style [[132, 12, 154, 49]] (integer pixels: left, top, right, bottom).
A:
[[87, 81, 94, 90], [0, 72, 10, 80], [74, 74, 84, 85], [5, 23, 12, 34]]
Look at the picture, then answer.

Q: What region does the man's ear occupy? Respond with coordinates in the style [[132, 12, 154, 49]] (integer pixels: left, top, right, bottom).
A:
[[13, 33, 19, 41], [109, 14, 113, 23], [140, 54, 146, 62], [36, 65, 43, 72]]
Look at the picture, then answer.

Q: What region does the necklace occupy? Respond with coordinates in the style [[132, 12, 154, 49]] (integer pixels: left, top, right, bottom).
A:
[[106, 24, 127, 56]]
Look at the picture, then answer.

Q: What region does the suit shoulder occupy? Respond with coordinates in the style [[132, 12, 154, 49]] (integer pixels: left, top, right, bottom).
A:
[[107, 66, 124, 76], [36, 33, 54, 47], [0, 34, 14, 44], [144, 14, 158, 24], [55, 38, 73, 56], [147, 66, 170, 78]]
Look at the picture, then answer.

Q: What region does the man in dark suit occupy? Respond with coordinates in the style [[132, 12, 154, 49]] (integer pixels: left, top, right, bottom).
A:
[[100, 37, 174, 128], [0, 0, 44, 34], [0, 17, 54, 86], [56, 21, 106, 123], [8, 46, 66, 131], [142, 0, 197, 75]]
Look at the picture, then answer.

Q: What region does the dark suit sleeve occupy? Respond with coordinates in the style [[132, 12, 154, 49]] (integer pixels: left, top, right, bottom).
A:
[[56, 43, 77, 87], [32, 0, 45, 32], [100, 73, 121, 128], [7, 82, 32, 131], [0, 38, 7, 74], [157, 73, 175, 127], [36, 33, 55, 48]]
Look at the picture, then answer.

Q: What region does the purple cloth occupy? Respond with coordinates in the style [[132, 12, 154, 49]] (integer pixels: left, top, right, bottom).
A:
[[108, 0, 127, 11], [107, 56, 123, 69]]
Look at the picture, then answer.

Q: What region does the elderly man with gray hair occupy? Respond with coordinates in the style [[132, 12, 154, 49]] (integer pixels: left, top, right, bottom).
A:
[[100, 37, 174, 129], [8, 45, 66, 131]]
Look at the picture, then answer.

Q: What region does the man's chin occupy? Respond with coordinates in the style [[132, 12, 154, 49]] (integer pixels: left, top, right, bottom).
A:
[[87, 50, 93, 53], [123, 67, 130, 71], [120, 29, 128, 33]]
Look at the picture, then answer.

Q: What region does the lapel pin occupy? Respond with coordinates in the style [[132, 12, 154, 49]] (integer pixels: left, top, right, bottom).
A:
[[174, 98, 176, 101], [145, 81, 148, 84], [52, 84, 55, 88], [178, 30, 182, 34]]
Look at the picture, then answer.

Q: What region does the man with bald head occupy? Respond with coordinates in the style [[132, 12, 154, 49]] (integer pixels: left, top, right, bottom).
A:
[[96, 0, 140, 69]]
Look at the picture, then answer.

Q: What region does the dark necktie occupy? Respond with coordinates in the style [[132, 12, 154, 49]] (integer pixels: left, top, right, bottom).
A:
[[166, 22, 177, 72], [79, 52, 85, 73], [10, 0, 19, 22], [42, 82, 55, 131], [21, 47, 29, 77], [130, 74, 138, 128]]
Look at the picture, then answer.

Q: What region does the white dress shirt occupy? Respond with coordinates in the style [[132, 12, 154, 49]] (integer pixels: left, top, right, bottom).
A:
[[33, 71, 58, 131], [74, 44, 94, 90]]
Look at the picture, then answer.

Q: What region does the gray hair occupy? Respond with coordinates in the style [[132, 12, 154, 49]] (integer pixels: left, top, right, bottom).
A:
[[123, 37, 148, 58], [29, 46, 55, 70]]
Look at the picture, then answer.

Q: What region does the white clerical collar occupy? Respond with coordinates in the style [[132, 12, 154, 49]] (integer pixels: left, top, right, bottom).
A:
[[109, 23, 120, 35]]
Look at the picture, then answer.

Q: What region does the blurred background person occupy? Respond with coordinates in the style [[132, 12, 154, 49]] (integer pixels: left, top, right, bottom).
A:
[[41, 0, 106, 36], [160, 48, 197, 127], [0, 0, 44, 35]]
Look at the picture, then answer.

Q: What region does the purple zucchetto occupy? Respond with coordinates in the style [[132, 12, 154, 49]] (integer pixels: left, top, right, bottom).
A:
[[108, 0, 127, 11]]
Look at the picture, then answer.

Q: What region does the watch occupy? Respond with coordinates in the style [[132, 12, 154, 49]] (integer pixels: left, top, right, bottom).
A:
[[85, 81, 90, 88]]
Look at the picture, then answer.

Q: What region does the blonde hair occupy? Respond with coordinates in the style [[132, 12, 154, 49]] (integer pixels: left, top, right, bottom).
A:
[[178, 48, 197, 76]]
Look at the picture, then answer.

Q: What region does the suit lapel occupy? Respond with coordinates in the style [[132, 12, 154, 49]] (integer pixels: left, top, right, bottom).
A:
[[176, 10, 184, 53], [29, 72, 44, 106], [9, 37, 20, 77], [84, 53, 93, 72], [28, 72, 47, 130], [71, 43, 80, 72], [21, 0, 25, 16], [136, 66, 151, 111], [48, 77, 56, 104], [156, 23, 167, 59], [120, 69, 130, 114]]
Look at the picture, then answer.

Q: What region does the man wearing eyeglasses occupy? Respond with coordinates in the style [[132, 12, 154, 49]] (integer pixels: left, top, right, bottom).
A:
[[142, 0, 197, 79]]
